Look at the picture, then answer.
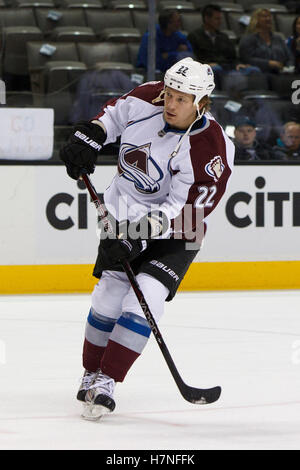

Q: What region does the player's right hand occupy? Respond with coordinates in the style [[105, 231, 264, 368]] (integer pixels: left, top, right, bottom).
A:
[[59, 121, 106, 180]]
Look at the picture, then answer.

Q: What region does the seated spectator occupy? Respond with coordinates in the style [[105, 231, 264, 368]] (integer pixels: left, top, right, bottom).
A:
[[272, 121, 300, 160], [286, 16, 300, 73], [136, 10, 193, 73], [239, 9, 293, 74], [187, 4, 260, 87], [233, 117, 272, 161]]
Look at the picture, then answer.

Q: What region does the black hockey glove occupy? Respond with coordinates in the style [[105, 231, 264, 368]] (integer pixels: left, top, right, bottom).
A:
[[99, 211, 169, 266], [100, 220, 147, 266], [100, 236, 148, 265], [59, 121, 106, 180]]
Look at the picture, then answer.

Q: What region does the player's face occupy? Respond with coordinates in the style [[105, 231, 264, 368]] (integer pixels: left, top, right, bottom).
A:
[[164, 87, 198, 129], [234, 125, 256, 147]]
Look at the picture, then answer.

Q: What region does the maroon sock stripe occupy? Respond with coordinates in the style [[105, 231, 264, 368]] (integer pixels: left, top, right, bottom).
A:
[[82, 339, 105, 372], [100, 340, 140, 382]]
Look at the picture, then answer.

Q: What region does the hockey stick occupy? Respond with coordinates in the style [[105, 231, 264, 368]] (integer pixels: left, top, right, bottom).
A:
[[81, 173, 221, 405]]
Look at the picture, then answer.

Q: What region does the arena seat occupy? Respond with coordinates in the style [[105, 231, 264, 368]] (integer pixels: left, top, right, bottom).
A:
[[27, 40, 80, 71], [26, 41, 82, 99], [98, 27, 142, 43], [13, 0, 55, 7], [181, 11, 228, 33], [158, 1, 196, 12], [34, 8, 87, 36], [59, 0, 104, 8], [127, 42, 141, 67], [242, 92, 296, 123], [77, 42, 131, 67], [85, 9, 134, 31], [226, 12, 249, 38], [49, 26, 97, 42], [234, 0, 280, 10], [275, 13, 297, 37], [109, 0, 146, 10], [247, 3, 288, 14], [132, 10, 159, 34], [2, 26, 43, 77], [44, 60, 87, 93], [214, 2, 244, 13], [0, 7, 37, 27], [221, 73, 269, 93], [191, 0, 233, 9]]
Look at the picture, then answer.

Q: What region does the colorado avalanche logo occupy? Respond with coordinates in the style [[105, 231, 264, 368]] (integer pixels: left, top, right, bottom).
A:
[[205, 156, 225, 182], [118, 143, 163, 194]]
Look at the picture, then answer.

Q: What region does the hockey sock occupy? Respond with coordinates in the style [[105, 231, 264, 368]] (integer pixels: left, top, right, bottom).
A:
[[100, 311, 151, 382], [83, 307, 117, 372]]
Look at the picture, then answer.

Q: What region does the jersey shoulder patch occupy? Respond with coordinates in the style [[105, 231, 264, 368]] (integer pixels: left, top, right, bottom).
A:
[[189, 118, 228, 182]]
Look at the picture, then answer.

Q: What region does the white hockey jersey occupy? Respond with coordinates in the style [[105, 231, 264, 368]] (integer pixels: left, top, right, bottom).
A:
[[94, 81, 235, 241]]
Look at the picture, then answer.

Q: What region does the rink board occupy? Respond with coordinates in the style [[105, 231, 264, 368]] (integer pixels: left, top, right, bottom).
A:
[[1, 261, 300, 294], [0, 164, 300, 293]]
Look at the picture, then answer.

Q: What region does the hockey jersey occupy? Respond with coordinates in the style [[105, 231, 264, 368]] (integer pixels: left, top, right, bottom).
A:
[[94, 81, 235, 242]]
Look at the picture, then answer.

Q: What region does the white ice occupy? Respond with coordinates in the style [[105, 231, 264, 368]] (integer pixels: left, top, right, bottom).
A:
[[0, 290, 300, 450]]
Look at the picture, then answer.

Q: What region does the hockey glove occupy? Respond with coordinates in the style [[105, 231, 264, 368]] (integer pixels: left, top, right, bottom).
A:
[[100, 220, 148, 266], [59, 121, 106, 180], [99, 211, 169, 266]]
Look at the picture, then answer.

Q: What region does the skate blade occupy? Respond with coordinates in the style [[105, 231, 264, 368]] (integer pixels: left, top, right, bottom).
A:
[[81, 403, 111, 421]]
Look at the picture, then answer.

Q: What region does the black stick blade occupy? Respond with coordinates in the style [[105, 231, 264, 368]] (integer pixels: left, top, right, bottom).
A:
[[180, 384, 221, 404]]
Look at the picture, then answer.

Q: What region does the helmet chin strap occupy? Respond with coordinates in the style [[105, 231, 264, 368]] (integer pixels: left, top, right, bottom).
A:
[[170, 102, 204, 158]]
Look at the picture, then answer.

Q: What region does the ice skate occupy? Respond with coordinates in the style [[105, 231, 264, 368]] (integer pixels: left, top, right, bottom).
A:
[[76, 370, 97, 402], [81, 369, 116, 421]]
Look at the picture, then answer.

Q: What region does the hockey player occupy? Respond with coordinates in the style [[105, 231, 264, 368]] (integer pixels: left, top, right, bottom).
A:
[[60, 58, 235, 420]]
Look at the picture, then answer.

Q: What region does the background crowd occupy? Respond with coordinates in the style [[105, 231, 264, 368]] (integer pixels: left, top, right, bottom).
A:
[[135, 5, 300, 162], [1, 1, 300, 162]]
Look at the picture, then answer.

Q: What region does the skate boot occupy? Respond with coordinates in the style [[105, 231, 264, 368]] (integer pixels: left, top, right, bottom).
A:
[[76, 370, 97, 402], [82, 369, 116, 421]]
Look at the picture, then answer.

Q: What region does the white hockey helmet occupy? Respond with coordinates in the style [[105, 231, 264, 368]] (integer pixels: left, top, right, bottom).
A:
[[164, 57, 215, 106]]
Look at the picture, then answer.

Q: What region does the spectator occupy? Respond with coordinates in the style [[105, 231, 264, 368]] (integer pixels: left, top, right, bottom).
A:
[[287, 16, 300, 73], [239, 9, 293, 74], [136, 10, 193, 73], [187, 4, 260, 87], [272, 121, 300, 160], [233, 117, 272, 161]]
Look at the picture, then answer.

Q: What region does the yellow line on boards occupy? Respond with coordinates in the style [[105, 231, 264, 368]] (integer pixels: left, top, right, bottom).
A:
[[1, 261, 300, 294]]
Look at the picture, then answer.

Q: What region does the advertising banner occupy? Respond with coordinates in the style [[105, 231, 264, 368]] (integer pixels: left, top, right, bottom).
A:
[[1, 165, 299, 266]]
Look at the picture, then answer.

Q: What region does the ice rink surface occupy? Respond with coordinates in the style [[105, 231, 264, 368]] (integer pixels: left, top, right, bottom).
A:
[[0, 290, 300, 450]]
